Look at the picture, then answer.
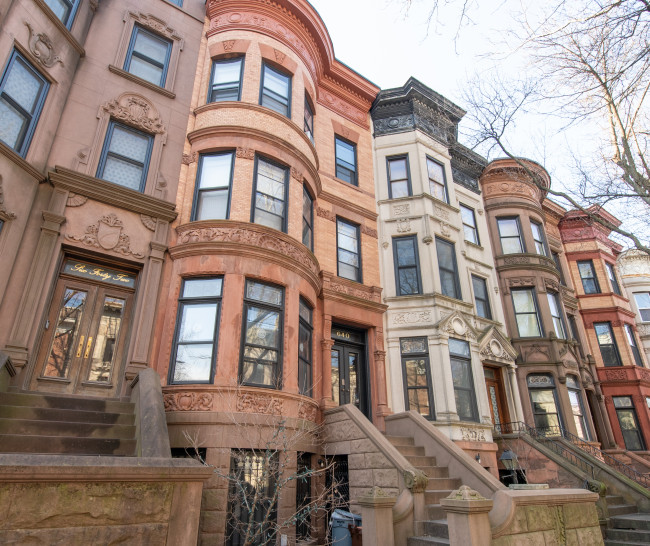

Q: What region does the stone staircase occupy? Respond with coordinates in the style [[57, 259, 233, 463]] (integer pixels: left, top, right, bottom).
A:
[[385, 434, 461, 545], [0, 391, 137, 456], [604, 495, 650, 545]]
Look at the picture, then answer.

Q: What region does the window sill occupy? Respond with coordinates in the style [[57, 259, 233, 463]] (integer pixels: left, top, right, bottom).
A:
[[108, 65, 176, 99]]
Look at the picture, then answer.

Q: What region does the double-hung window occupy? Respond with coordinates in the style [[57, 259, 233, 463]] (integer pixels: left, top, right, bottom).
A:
[[302, 187, 314, 251], [578, 260, 600, 294], [634, 293, 650, 321], [96, 121, 153, 191], [594, 322, 622, 366], [335, 136, 357, 185], [566, 375, 590, 440], [304, 97, 314, 142], [192, 152, 234, 220], [552, 251, 566, 285], [298, 298, 313, 396], [169, 278, 222, 383], [124, 26, 172, 87], [460, 204, 479, 245], [547, 292, 566, 339], [0, 51, 49, 157], [436, 237, 461, 300], [528, 374, 562, 433], [252, 157, 288, 232], [449, 339, 478, 422], [209, 57, 244, 102], [387, 156, 411, 198], [497, 217, 525, 254], [337, 218, 361, 282], [44, 0, 80, 28], [471, 275, 492, 320], [625, 324, 644, 366], [512, 288, 542, 337], [393, 236, 421, 296], [400, 337, 434, 419], [426, 157, 448, 203], [530, 221, 548, 256], [605, 262, 622, 295], [240, 280, 284, 388], [260, 63, 291, 117], [613, 397, 645, 451]]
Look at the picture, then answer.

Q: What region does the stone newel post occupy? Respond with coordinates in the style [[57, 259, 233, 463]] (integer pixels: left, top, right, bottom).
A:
[[440, 486, 494, 546], [357, 486, 397, 546]]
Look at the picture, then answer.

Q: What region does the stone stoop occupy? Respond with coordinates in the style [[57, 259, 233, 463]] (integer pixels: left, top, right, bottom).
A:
[[603, 494, 650, 546], [385, 434, 459, 546], [0, 391, 136, 456]]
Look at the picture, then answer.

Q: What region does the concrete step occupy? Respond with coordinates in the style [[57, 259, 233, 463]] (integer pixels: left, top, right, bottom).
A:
[[422, 519, 449, 539], [608, 505, 639, 517], [0, 418, 136, 439], [425, 490, 453, 505], [0, 434, 136, 456], [606, 495, 626, 506], [611, 514, 650, 531], [408, 536, 450, 546], [607, 528, 650, 542], [405, 455, 437, 467], [420, 466, 449, 479], [426, 504, 446, 520], [0, 392, 133, 414], [0, 404, 135, 425], [426, 477, 460, 491], [604, 541, 650, 546], [385, 435, 415, 447], [394, 444, 426, 457]]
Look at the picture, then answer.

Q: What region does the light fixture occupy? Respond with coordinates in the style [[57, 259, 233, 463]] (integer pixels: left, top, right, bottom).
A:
[[475, 453, 481, 464], [499, 449, 519, 484], [318, 458, 325, 468]]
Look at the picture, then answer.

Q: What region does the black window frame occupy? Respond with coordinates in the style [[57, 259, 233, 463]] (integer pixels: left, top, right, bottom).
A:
[[304, 95, 314, 143], [566, 375, 591, 441], [251, 155, 290, 233], [298, 298, 313, 396], [471, 275, 492, 320], [605, 262, 622, 296], [168, 277, 223, 385], [460, 204, 480, 245], [191, 151, 235, 221], [259, 62, 292, 117], [528, 374, 563, 434], [497, 216, 525, 254], [208, 56, 244, 103], [426, 156, 449, 203], [634, 292, 650, 322], [335, 135, 358, 186], [167, 0, 183, 6], [613, 396, 646, 451], [551, 251, 566, 285], [44, 0, 80, 28], [393, 235, 422, 296], [511, 288, 543, 338], [400, 337, 435, 420], [530, 220, 548, 256], [449, 338, 479, 422], [239, 279, 285, 389], [577, 260, 601, 294], [547, 291, 566, 339], [96, 120, 154, 192], [625, 323, 644, 367], [435, 237, 462, 300], [123, 25, 172, 88], [386, 154, 412, 199], [336, 217, 362, 283], [594, 321, 623, 367], [0, 50, 49, 157], [302, 185, 314, 251]]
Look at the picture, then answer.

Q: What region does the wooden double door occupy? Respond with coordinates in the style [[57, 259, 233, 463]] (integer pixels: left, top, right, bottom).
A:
[[484, 366, 510, 430]]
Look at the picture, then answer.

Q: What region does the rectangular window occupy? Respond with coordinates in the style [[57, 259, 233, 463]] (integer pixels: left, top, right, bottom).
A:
[[44, 0, 80, 28], [471, 275, 492, 320], [578, 260, 601, 294], [449, 339, 478, 422], [337, 218, 361, 282], [96, 121, 153, 191], [192, 152, 234, 220], [240, 280, 284, 388], [393, 236, 421, 296], [594, 322, 622, 366], [304, 96, 314, 142], [252, 157, 288, 232], [260, 63, 291, 117], [169, 278, 222, 383], [124, 26, 172, 87], [209, 57, 244, 102], [625, 324, 644, 367], [335, 136, 357, 185], [613, 397, 646, 451], [568, 315, 585, 357], [528, 374, 562, 433], [0, 50, 49, 157], [401, 338, 434, 419], [460, 204, 479, 245], [530, 221, 548, 256], [566, 375, 590, 441], [547, 292, 566, 339], [298, 299, 313, 396], [302, 186, 313, 251], [606, 262, 622, 295], [387, 156, 411, 198], [497, 217, 525, 254], [436, 237, 461, 300], [168, 0, 183, 5], [426, 157, 448, 203], [512, 288, 542, 337], [635, 293, 650, 322], [552, 251, 566, 285]]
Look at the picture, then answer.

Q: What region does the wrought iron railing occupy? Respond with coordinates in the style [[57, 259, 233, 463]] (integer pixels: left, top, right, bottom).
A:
[[494, 421, 650, 489]]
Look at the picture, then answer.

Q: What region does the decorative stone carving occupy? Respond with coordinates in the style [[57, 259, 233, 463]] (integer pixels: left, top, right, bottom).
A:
[[508, 277, 535, 290], [604, 369, 628, 381], [504, 256, 531, 265], [66, 213, 145, 259], [182, 152, 197, 165], [393, 204, 410, 217], [274, 49, 286, 63], [479, 338, 514, 363], [404, 470, 429, 493], [433, 205, 450, 221], [298, 404, 318, 422], [25, 22, 63, 68], [237, 393, 283, 415], [361, 225, 378, 238], [396, 219, 411, 233], [544, 278, 560, 293], [437, 311, 478, 340], [524, 344, 551, 360], [102, 94, 165, 134], [222, 40, 236, 51], [164, 392, 213, 411], [130, 12, 182, 42], [75, 147, 91, 168], [0, 176, 17, 219], [89, 0, 99, 10], [440, 222, 451, 237], [604, 396, 613, 405], [393, 311, 432, 325], [328, 279, 381, 302], [66, 193, 88, 208], [316, 207, 336, 222], [236, 147, 255, 160], [460, 428, 486, 442], [319, 89, 367, 126], [140, 215, 157, 231], [290, 167, 303, 181], [638, 324, 650, 336], [639, 368, 650, 382]]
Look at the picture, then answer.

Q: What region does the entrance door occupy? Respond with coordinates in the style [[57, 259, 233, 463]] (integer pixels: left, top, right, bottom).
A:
[[484, 366, 510, 432], [331, 326, 369, 418], [30, 259, 135, 397]]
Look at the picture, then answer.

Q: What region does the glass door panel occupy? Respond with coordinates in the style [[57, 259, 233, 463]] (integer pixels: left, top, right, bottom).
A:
[[348, 351, 358, 408], [331, 349, 340, 406], [617, 409, 645, 451], [87, 295, 126, 383]]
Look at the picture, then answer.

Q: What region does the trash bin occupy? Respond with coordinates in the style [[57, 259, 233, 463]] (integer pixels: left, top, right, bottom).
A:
[[330, 509, 362, 545]]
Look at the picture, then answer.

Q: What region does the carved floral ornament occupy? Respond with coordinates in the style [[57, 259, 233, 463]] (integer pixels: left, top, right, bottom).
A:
[[0, 176, 16, 219], [237, 393, 283, 415], [129, 12, 183, 43], [164, 392, 213, 411], [101, 94, 165, 135], [25, 22, 63, 68], [479, 337, 515, 363], [66, 213, 145, 259], [437, 312, 478, 340]]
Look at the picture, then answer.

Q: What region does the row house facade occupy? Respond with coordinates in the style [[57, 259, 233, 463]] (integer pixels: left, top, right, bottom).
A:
[[619, 249, 650, 366], [370, 79, 522, 475]]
